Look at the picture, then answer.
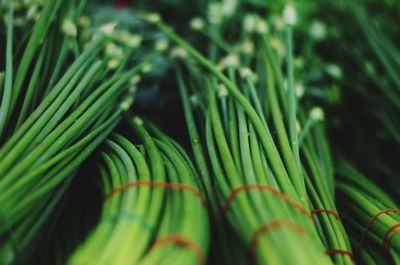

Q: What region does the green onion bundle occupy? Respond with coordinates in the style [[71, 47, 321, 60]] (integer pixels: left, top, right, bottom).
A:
[[336, 161, 400, 264], [0, 0, 399, 264], [300, 110, 353, 265], [142, 5, 345, 263], [0, 1, 154, 263], [68, 119, 209, 265]]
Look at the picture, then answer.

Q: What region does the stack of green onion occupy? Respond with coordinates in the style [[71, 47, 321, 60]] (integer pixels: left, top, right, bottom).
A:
[[144, 3, 348, 263], [337, 161, 400, 264], [0, 1, 154, 263], [300, 108, 353, 265], [68, 118, 209, 265], [0, 0, 399, 264]]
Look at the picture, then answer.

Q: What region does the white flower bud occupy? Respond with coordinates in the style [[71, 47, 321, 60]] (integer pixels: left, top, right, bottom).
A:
[[241, 40, 254, 54], [256, 19, 269, 34], [129, 75, 141, 93], [295, 83, 305, 98], [62, 19, 77, 37], [283, 3, 297, 26], [133, 116, 144, 126], [155, 39, 168, 52], [218, 54, 239, 70], [243, 14, 257, 32], [100, 22, 117, 35], [170, 47, 188, 59], [221, 0, 238, 17], [141, 63, 152, 74], [240, 68, 257, 83], [107, 59, 120, 69], [120, 32, 142, 48], [190, 95, 200, 106], [325, 64, 343, 79], [144, 13, 161, 23], [310, 107, 324, 121], [208, 3, 223, 24], [26, 5, 39, 20], [218, 84, 229, 97], [120, 98, 133, 111], [190, 17, 205, 30], [130, 75, 141, 86], [240, 68, 252, 78], [309, 21, 327, 40]]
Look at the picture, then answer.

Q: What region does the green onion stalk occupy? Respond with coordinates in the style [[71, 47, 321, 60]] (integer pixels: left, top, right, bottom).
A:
[[264, 5, 353, 262], [336, 161, 400, 264], [321, 0, 400, 151], [348, 1, 400, 146], [354, 242, 396, 265], [340, 1, 400, 200], [0, 0, 87, 140], [144, 7, 336, 264], [299, 110, 353, 265], [289, 8, 354, 260], [68, 119, 209, 265], [0, 1, 156, 263], [296, 0, 400, 199]]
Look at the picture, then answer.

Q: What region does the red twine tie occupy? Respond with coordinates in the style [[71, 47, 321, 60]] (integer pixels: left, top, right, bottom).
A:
[[311, 209, 341, 221], [152, 234, 205, 265], [357, 209, 400, 253], [382, 223, 400, 253], [325, 249, 355, 261], [106, 180, 207, 207], [219, 184, 314, 222], [248, 219, 307, 262]]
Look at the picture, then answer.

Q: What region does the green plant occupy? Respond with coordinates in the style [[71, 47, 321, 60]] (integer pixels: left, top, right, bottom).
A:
[[69, 120, 209, 265], [336, 161, 400, 264]]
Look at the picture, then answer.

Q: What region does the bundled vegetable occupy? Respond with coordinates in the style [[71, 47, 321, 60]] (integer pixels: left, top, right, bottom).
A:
[[0, 1, 153, 263], [294, 0, 400, 198], [300, 108, 353, 265], [336, 161, 400, 265], [0, 0, 399, 264], [141, 2, 353, 263], [68, 119, 209, 265]]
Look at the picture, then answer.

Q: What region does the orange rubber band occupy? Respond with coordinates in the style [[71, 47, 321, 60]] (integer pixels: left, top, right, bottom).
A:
[[325, 249, 355, 261], [105, 180, 207, 206], [219, 184, 314, 222], [152, 234, 205, 265], [357, 209, 400, 253], [311, 209, 341, 221], [383, 223, 400, 252], [248, 219, 306, 261]]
